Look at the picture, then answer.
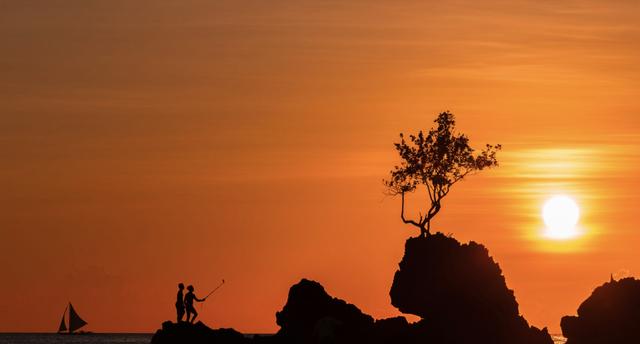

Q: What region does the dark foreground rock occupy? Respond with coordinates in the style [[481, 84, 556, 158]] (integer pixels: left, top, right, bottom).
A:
[[390, 233, 553, 344], [151, 321, 249, 344], [151, 234, 554, 344], [275, 278, 375, 343], [275, 279, 427, 344], [561, 277, 640, 344]]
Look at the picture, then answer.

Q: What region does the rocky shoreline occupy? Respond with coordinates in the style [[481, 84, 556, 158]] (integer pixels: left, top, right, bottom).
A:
[[152, 233, 560, 344], [151, 233, 640, 344]]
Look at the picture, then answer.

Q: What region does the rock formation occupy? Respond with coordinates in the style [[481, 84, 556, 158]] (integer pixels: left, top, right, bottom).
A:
[[390, 233, 553, 344], [150, 233, 555, 344], [275, 278, 375, 343], [561, 277, 640, 344]]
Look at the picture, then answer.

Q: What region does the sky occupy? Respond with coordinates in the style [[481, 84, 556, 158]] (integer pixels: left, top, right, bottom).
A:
[[2, 0, 640, 334]]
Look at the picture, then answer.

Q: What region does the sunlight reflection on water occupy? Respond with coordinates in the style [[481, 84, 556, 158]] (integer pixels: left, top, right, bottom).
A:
[[552, 334, 567, 344]]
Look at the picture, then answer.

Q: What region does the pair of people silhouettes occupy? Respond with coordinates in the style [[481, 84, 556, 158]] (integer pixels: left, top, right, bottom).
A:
[[176, 283, 207, 323]]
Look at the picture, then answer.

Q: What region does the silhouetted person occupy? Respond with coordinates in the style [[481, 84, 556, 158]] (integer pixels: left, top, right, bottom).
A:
[[176, 283, 185, 323], [185, 285, 206, 323]]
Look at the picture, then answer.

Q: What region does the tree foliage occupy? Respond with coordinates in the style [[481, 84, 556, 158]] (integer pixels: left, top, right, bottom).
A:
[[384, 111, 501, 237]]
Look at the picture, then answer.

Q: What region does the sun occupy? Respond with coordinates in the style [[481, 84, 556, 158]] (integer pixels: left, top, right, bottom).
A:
[[542, 195, 581, 240]]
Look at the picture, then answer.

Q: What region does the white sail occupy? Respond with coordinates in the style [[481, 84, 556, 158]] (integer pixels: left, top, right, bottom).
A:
[[68, 303, 88, 333]]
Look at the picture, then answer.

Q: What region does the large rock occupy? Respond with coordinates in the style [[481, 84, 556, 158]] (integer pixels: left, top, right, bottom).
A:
[[275, 279, 375, 343], [561, 277, 640, 344], [151, 321, 248, 344], [151, 234, 556, 344], [390, 232, 553, 344]]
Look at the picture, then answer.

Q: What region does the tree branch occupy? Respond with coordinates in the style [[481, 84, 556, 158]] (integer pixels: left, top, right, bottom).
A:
[[425, 183, 435, 203], [400, 191, 423, 228]]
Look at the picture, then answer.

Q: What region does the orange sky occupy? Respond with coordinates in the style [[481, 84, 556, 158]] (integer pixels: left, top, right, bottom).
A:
[[2, 0, 640, 334]]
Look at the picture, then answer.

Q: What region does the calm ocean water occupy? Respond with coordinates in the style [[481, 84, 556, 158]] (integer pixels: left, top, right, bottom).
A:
[[0, 333, 567, 344], [552, 334, 567, 344], [0, 334, 151, 344]]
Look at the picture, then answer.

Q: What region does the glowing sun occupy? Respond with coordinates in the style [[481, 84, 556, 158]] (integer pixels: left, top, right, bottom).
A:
[[542, 195, 581, 240]]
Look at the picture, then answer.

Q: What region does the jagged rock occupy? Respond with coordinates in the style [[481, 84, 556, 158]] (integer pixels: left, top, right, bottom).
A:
[[390, 232, 553, 344], [561, 277, 640, 344], [152, 234, 557, 344], [151, 321, 247, 344], [275, 279, 374, 343]]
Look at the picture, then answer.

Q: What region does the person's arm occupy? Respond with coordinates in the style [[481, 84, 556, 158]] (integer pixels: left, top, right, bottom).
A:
[[195, 294, 206, 302]]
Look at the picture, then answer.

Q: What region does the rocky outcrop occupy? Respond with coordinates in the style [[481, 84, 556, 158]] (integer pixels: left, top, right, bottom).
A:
[[390, 233, 553, 344], [561, 277, 640, 344], [272, 234, 552, 344], [150, 321, 248, 344], [275, 278, 375, 343], [150, 233, 556, 344]]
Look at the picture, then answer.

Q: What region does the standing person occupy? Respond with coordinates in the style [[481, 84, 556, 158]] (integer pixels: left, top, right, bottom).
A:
[[176, 283, 186, 323], [184, 285, 206, 323]]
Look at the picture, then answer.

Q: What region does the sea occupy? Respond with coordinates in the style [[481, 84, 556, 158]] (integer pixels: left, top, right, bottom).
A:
[[0, 333, 568, 344], [0, 334, 151, 344]]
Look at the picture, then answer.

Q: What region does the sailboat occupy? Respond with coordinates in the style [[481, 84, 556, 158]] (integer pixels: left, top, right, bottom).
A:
[[57, 303, 90, 334]]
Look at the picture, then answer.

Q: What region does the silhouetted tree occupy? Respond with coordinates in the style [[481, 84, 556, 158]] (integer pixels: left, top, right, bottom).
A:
[[384, 111, 501, 237]]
